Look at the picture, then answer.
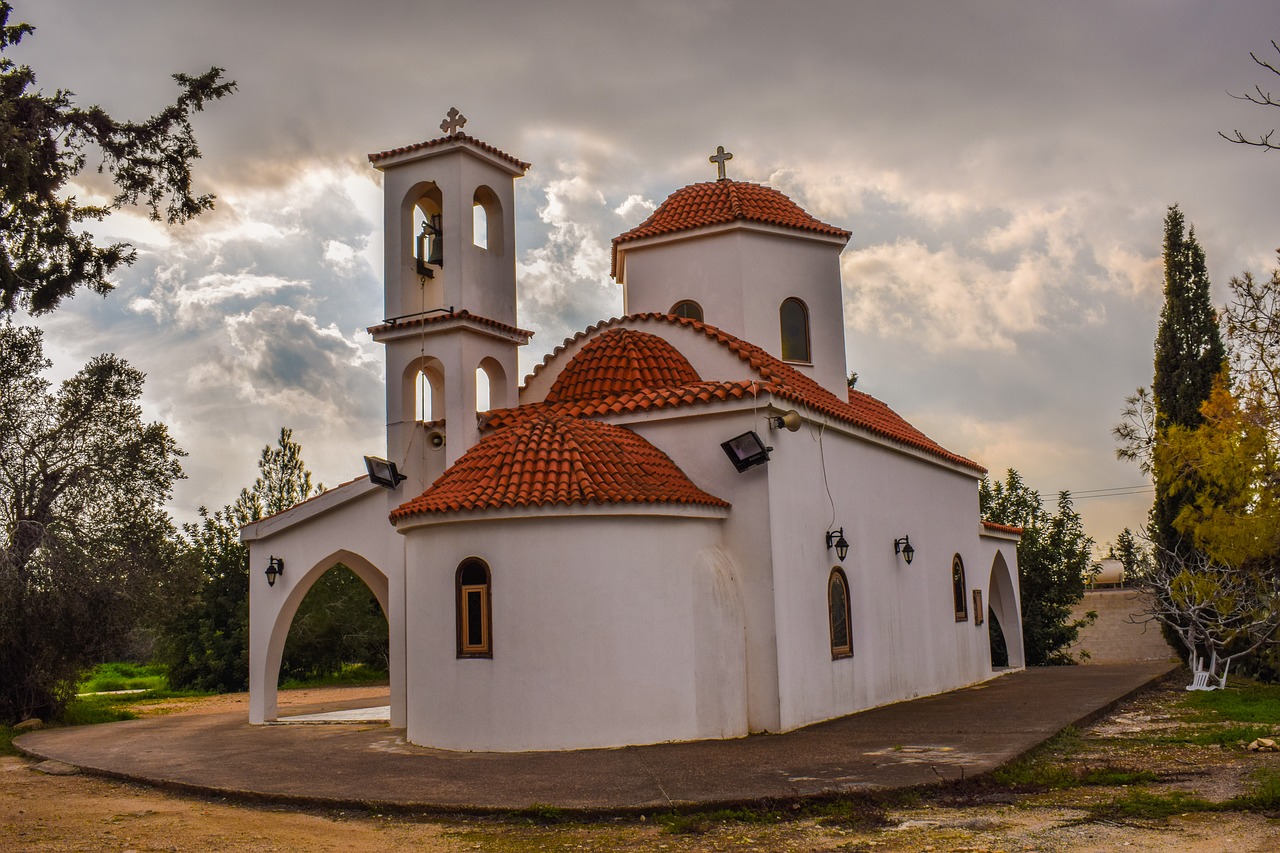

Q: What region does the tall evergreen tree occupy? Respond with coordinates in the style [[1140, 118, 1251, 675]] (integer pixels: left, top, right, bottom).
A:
[[1150, 205, 1226, 553]]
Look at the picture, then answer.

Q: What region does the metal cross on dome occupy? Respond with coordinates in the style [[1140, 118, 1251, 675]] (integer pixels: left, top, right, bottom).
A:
[[709, 145, 733, 180], [440, 107, 467, 135]]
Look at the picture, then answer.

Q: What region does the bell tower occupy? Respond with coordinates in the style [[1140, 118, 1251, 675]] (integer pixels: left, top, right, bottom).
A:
[[368, 110, 531, 494]]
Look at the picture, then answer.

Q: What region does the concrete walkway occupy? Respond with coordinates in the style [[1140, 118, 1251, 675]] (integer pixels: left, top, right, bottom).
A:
[[16, 662, 1174, 814]]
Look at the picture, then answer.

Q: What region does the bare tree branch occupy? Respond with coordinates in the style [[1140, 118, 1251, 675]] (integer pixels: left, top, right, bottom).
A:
[[1221, 40, 1280, 151]]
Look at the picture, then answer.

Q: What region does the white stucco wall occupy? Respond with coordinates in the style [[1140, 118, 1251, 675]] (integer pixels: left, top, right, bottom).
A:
[[613, 397, 1024, 735], [244, 480, 407, 726], [619, 226, 849, 397], [399, 511, 738, 751]]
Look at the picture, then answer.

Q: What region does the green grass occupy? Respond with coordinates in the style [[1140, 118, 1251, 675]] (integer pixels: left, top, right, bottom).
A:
[[657, 806, 782, 835], [77, 662, 168, 694], [279, 663, 389, 689], [1183, 681, 1280, 724], [508, 803, 566, 825], [1086, 788, 1219, 821], [0, 725, 16, 757], [1232, 766, 1280, 812]]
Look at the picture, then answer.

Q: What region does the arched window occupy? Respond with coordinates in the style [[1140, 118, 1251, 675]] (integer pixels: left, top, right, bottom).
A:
[[670, 300, 703, 322], [780, 297, 811, 362], [456, 558, 492, 658], [828, 568, 853, 659], [472, 186, 503, 252], [952, 554, 968, 621]]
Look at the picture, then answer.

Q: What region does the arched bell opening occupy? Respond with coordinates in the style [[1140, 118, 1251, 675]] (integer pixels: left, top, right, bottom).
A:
[[402, 356, 446, 425], [472, 185, 503, 252], [475, 356, 507, 413]]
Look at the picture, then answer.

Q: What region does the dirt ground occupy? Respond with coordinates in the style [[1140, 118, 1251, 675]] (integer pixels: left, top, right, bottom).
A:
[[5, 680, 1280, 852]]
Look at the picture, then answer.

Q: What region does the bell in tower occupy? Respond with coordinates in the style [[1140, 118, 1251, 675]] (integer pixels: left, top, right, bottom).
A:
[[367, 111, 532, 486]]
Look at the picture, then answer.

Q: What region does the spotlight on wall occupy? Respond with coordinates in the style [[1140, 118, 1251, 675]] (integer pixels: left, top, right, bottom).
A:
[[720, 431, 772, 472], [767, 409, 801, 432], [893, 535, 915, 565], [265, 556, 284, 587], [826, 527, 850, 562], [364, 455, 408, 489]]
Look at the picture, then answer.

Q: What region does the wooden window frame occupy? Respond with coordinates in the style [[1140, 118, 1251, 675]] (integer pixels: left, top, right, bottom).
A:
[[828, 567, 853, 660], [779, 297, 811, 363], [670, 299, 703, 322], [952, 554, 968, 622], [456, 558, 493, 658]]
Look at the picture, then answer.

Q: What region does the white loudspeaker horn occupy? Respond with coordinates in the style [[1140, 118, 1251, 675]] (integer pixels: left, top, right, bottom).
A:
[[769, 410, 802, 432], [427, 429, 446, 449]]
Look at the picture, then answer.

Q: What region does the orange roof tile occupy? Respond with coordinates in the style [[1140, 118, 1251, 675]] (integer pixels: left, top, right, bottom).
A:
[[981, 521, 1024, 536], [545, 328, 701, 403], [391, 416, 729, 520], [367, 308, 533, 341], [515, 314, 985, 474], [611, 180, 851, 277], [367, 132, 530, 173]]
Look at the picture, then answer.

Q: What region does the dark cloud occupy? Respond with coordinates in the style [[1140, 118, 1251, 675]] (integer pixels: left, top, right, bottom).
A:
[[14, 0, 1280, 542]]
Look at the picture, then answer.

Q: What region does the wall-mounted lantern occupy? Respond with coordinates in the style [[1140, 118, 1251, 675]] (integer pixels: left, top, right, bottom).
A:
[[893, 535, 915, 565], [720, 431, 771, 472], [826, 527, 850, 562], [265, 556, 284, 587], [364, 455, 407, 489]]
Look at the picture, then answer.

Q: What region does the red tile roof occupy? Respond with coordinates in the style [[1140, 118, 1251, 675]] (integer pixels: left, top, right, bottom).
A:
[[981, 521, 1024, 536], [391, 416, 729, 520], [611, 180, 851, 277], [367, 308, 533, 341], [545, 328, 701, 403], [513, 314, 985, 474], [367, 132, 530, 173]]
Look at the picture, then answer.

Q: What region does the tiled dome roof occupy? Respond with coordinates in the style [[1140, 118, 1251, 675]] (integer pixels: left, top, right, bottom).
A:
[[391, 416, 729, 520], [611, 180, 850, 276], [504, 314, 985, 475], [545, 328, 701, 403]]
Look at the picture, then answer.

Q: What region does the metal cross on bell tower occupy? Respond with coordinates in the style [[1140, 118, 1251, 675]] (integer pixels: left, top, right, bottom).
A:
[[440, 107, 467, 135], [709, 145, 733, 180]]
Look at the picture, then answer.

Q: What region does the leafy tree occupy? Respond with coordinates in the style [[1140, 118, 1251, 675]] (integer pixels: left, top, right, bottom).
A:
[[1133, 543, 1280, 687], [1117, 206, 1225, 555], [0, 1, 234, 314], [158, 429, 387, 691], [1107, 527, 1149, 584], [1220, 39, 1280, 151], [1158, 375, 1280, 567], [0, 323, 183, 723], [157, 429, 311, 692], [279, 566, 389, 683], [980, 470, 1098, 665]]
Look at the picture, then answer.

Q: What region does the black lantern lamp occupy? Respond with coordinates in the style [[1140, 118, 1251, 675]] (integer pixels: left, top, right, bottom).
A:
[[265, 556, 284, 587], [894, 535, 915, 565], [826, 528, 850, 562], [364, 455, 407, 489]]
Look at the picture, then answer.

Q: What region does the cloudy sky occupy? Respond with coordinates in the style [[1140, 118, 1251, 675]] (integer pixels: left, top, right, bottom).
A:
[[11, 0, 1280, 548]]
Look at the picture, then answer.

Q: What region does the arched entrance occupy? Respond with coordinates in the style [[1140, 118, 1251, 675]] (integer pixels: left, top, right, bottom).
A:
[[988, 550, 1025, 669], [256, 550, 389, 722]]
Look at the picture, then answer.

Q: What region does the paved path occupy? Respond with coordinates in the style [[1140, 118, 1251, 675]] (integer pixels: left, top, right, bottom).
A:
[[16, 662, 1174, 814]]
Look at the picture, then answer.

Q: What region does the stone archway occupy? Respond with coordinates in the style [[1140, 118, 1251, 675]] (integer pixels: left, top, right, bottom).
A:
[[988, 550, 1025, 669], [254, 549, 389, 722]]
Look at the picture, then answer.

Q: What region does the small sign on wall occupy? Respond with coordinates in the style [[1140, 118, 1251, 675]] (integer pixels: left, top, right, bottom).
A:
[[973, 590, 984, 626]]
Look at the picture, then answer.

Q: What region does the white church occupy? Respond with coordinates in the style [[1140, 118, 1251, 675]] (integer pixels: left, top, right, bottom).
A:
[[242, 115, 1025, 752]]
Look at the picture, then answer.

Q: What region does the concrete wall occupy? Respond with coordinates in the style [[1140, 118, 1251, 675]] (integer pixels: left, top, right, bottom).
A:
[[1070, 588, 1177, 664]]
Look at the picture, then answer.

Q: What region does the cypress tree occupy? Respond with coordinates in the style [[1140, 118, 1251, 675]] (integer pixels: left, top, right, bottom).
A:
[[1150, 205, 1226, 552]]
